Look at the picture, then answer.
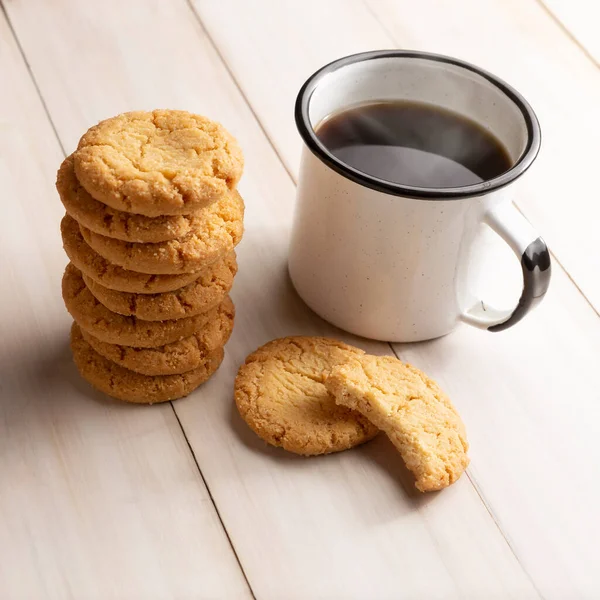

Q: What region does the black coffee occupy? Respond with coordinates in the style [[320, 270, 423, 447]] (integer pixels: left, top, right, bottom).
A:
[[315, 101, 512, 188]]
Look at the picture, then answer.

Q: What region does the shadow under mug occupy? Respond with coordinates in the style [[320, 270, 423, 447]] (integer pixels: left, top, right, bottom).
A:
[[289, 50, 551, 343]]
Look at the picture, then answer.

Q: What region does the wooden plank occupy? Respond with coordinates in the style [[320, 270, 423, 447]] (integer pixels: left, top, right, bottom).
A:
[[2, 0, 543, 597], [537, 0, 600, 64], [0, 8, 251, 600], [185, 1, 600, 598], [192, 0, 600, 315], [395, 256, 600, 600]]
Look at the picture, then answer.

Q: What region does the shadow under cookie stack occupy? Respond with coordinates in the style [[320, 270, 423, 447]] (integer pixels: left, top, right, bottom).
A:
[[57, 110, 244, 404]]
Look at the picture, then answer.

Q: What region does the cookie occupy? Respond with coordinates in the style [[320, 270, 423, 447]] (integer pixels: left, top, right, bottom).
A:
[[62, 263, 226, 347], [79, 190, 244, 274], [325, 355, 469, 492], [82, 252, 237, 321], [79, 297, 235, 375], [234, 337, 378, 456], [61, 214, 200, 294], [71, 323, 224, 403], [73, 110, 244, 216], [57, 154, 202, 243]]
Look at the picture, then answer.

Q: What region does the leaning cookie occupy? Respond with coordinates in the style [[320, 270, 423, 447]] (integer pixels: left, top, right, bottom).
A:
[[234, 337, 378, 456], [79, 190, 244, 274], [80, 297, 235, 375], [73, 110, 244, 216], [71, 323, 224, 403], [82, 252, 237, 321], [325, 354, 469, 492]]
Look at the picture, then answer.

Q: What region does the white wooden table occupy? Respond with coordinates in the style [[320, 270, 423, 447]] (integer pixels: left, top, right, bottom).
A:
[[1, 1, 599, 598]]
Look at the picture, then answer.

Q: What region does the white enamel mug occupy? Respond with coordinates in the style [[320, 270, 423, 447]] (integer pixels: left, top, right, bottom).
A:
[[289, 50, 551, 343]]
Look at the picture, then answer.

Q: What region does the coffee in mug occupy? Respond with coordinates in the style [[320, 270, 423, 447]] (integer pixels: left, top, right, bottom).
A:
[[315, 100, 512, 188], [290, 51, 550, 342]]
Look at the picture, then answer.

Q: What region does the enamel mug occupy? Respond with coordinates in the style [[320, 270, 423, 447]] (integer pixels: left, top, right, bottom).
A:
[[289, 50, 551, 343]]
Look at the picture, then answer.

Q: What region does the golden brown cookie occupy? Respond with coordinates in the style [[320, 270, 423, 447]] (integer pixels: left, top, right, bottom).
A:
[[79, 190, 244, 274], [61, 214, 200, 294], [71, 323, 224, 403], [73, 110, 244, 216], [62, 263, 226, 347], [82, 252, 237, 321], [57, 154, 203, 243], [325, 355, 469, 492], [80, 297, 234, 375], [234, 337, 378, 456]]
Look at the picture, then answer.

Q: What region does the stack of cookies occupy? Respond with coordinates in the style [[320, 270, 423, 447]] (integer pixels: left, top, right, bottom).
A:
[[57, 110, 244, 404]]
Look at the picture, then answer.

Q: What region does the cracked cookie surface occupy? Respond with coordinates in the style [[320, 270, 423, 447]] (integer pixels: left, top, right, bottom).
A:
[[83, 252, 237, 321], [79, 190, 244, 274], [80, 297, 234, 375], [61, 214, 200, 294], [62, 262, 225, 347], [234, 337, 378, 456], [57, 154, 204, 243], [71, 323, 224, 403], [325, 355, 469, 492], [73, 110, 244, 216]]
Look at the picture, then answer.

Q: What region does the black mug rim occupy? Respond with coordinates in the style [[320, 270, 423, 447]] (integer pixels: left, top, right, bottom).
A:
[[294, 50, 541, 200]]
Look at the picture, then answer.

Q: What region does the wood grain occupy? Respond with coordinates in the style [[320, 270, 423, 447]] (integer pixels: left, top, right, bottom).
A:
[[0, 8, 251, 600], [188, 0, 600, 597], [0, 0, 547, 597], [192, 0, 600, 315], [537, 0, 600, 64]]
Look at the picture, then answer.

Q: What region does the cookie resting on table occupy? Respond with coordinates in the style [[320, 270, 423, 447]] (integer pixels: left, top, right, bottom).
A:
[[235, 337, 379, 455], [71, 323, 224, 404]]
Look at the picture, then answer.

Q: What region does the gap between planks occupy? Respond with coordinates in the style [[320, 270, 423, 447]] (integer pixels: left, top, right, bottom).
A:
[[533, 0, 599, 68], [170, 406, 257, 599], [184, 0, 296, 186], [0, 1, 66, 156]]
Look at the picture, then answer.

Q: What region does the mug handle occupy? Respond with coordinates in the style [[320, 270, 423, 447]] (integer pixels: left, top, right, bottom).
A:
[[460, 202, 551, 331]]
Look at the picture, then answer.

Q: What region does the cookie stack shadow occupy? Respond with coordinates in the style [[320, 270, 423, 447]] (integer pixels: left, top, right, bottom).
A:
[[56, 110, 244, 404]]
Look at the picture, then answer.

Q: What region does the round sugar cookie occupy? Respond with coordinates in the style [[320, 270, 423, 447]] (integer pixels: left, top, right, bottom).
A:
[[80, 296, 235, 375], [73, 110, 243, 216], [61, 214, 200, 294], [62, 263, 226, 347], [234, 337, 379, 456], [57, 154, 203, 243], [83, 252, 237, 321], [71, 323, 224, 404], [79, 190, 244, 274]]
